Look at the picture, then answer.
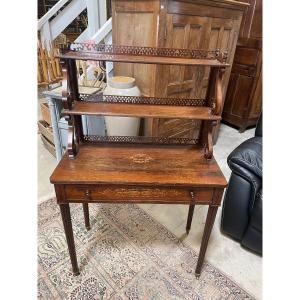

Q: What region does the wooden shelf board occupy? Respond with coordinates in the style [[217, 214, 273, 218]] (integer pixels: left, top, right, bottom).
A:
[[59, 52, 229, 67], [50, 143, 227, 187], [62, 101, 220, 120]]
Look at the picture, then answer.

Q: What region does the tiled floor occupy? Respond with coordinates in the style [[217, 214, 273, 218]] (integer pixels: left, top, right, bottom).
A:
[[38, 124, 262, 299]]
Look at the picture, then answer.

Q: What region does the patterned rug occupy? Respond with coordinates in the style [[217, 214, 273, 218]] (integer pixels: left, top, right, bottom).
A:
[[38, 198, 255, 299]]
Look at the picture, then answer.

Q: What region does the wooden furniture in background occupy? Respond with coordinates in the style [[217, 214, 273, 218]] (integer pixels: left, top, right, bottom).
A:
[[111, 0, 248, 140], [38, 41, 62, 87], [222, 0, 262, 132], [38, 119, 56, 157], [39, 101, 56, 157], [40, 102, 52, 125], [50, 43, 228, 277]]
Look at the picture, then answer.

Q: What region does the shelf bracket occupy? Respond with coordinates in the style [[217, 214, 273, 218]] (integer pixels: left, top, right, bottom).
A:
[[66, 115, 79, 159], [199, 120, 217, 160], [204, 124, 213, 159], [61, 59, 73, 110], [212, 68, 225, 116]]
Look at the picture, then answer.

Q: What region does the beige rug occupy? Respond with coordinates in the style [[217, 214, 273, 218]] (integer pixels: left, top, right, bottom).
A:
[[38, 198, 255, 299]]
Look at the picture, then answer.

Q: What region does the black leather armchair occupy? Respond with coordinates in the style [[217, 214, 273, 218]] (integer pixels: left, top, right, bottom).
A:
[[221, 115, 262, 255]]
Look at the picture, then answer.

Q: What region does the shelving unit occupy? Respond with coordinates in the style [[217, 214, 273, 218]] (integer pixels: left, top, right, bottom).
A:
[[58, 42, 228, 160], [50, 42, 228, 277]]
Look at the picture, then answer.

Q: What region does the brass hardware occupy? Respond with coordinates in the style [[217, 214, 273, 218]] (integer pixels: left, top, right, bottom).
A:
[[190, 191, 195, 200], [84, 190, 91, 200]]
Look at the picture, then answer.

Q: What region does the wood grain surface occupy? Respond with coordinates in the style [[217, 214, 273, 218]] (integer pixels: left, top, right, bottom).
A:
[[50, 144, 227, 187], [62, 101, 221, 120]]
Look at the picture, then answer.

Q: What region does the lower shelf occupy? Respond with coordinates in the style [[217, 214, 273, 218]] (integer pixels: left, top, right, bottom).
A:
[[62, 101, 220, 121]]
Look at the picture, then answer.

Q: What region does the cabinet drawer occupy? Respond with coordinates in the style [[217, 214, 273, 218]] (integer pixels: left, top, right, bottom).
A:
[[63, 185, 214, 204]]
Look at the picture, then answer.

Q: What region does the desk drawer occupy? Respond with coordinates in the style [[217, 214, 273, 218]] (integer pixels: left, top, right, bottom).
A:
[[63, 185, 214, 204]]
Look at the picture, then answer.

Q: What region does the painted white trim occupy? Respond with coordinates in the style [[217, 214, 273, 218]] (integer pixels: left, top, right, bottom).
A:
[[50, 0, 87, 41], [74, 28, 90, 43], [40, 21, 52, 48], [91, 17, 112, 44], [87, 0, 100, 36], [38, 0, 69, 29], [99, 0, 107, 27]]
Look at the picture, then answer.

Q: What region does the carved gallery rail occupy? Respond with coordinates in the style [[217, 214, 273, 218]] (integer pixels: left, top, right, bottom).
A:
[[50, 43, 229, 278]]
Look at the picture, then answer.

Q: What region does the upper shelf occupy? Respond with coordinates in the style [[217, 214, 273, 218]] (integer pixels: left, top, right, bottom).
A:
[[58, 43, 230, 67]]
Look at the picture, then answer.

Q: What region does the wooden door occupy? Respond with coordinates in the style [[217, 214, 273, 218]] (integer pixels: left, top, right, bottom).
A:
[[152, 14, 239, 138], [154, 14, 209, 138], [156, 14, 210, 99], [112, 0, 159, 97]]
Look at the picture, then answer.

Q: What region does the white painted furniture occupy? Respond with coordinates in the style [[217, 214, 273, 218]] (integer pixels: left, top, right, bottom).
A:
[[43, 86, 105, 160]]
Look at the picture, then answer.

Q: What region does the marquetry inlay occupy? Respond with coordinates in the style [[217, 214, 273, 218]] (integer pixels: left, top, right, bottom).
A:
[[130, 154, 154, 164]]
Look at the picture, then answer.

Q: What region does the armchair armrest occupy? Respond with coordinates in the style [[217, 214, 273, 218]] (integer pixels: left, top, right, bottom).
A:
[[227, 136, 262, 212], [228, 137, 262, 180]]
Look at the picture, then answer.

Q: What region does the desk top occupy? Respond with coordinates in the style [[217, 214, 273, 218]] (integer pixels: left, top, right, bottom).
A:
[[50, 144, 227, 188]]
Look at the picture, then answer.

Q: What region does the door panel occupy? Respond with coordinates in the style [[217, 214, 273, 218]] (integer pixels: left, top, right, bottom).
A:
[[162, 14, 209, 99], [223, 72, 254, 118], [112, 2, 159, 97], [154, 14, 238, 138]]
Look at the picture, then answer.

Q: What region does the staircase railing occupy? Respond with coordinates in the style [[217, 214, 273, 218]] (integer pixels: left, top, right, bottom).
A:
[[38, 0, 112, 49]]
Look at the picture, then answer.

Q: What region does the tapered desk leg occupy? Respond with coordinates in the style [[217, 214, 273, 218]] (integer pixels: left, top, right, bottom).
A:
[[60, 204, 80, 275], [195, 205, 218, 277], [186, 204, 195, 234], [82, 203, 91, 230]]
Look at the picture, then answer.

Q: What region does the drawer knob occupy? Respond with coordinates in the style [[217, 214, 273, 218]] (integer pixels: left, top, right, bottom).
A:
[[190, 191, 195, 200], [84, 190, 91, 200]]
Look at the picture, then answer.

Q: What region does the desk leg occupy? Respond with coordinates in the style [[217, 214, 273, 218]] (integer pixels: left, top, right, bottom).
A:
[[186, 204, 195, 234], [195, 205, 218, 277], [60, 204, 80, 275], [82, 203, 91, 230]]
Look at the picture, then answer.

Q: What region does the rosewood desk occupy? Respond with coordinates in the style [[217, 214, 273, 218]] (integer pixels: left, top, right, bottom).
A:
[[50, 143, 227, 277]]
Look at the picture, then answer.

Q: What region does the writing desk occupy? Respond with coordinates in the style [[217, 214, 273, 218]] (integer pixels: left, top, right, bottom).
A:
[[50, 143, 227, 277]]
